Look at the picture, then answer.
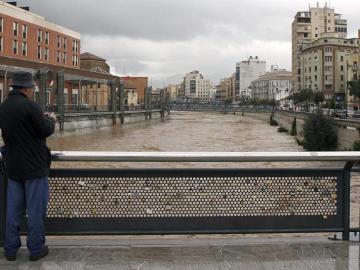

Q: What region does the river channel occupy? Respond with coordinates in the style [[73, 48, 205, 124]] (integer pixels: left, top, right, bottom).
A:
[[48, 112, 360, 228]]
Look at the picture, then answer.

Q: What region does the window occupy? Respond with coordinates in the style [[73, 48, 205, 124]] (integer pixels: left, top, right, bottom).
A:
[[37, 29, 42, 43], [44, 48, 49, 61], [304, 33, 308, 38], [341, 65, 344, 71], [309, 67, 312, 72], [13, 22, 18, 36], [12, 40, 18, 54], [63, 52, 67, 64], [57, 51, 61, 63], [325, 56, 332, 62], [325, 47, 332, 52], [22, 25, 28, 39], [341, 75, 344, 81], [63, 37, 67, 50], [22, 41, 27, 56], [325, 85, 332, 90], [45, 32, 49, 45], [315, 34, 318, 38], [315, 66, 318, 72], [57, 35, 61, 48], [341, 56, 344, 62], [315, 75, 318, 81], [0, 36, 3, 52], [37, 46, 41, 59], [0, 17, 3, 32], [72, 40, 79, 53]]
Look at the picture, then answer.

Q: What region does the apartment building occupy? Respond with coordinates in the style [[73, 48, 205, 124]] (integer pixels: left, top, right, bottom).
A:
[[184, 71, 213, 101], [235, 56, 266, 99], [216, 74, 236, 102], [346, 30, 360, 108], [0, 1, 80, 68], [300, 33, 359, 100], [251, 66, 293, 101], [292, 4, 347, 92]]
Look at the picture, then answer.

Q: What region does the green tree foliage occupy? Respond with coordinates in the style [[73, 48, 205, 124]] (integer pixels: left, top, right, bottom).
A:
[[290, 117, 297, 136], [224, 98, 232, 105], [303, 111, 338, 151], [313, 91, 325, 105], [348, 80, 360, 99]]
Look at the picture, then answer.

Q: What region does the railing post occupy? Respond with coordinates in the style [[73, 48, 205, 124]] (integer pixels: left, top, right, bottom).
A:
[[38, 68, 48, 112], [147, 86, 152, 120], [57, 71, 65, 131], [110, 80, 117, 124], [0, 159, 7, 247], [343, 161, 354, 241], [118, 81, 125, 124], [160, 89, 165, 119], [143, 87, 148, 120]]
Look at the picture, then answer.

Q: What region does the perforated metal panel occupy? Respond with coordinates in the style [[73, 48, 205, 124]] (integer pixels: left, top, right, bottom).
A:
[[41, 168, 346, 235], [48, 175, 338, 219]]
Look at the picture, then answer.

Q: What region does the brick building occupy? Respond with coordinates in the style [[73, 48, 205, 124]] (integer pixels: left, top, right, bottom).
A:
[[0, 1, 117, 109], [121, 76, 148, 103], [0, 1, 80, 68]]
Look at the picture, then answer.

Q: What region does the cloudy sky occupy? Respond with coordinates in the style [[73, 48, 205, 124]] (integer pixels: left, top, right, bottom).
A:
[[16, 0, 360, 87]]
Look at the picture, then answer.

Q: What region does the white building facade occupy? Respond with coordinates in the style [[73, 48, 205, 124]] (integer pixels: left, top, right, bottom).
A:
[[184, 71, 213, 101], [236, 56, 266, 99], [251, 67, 293, 102]]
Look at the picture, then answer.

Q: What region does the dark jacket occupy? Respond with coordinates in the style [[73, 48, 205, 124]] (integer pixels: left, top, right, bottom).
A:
[[0, 91, 55, 180]]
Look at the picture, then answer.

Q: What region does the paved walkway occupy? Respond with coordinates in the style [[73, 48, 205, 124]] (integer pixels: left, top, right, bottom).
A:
[[1, 236, 360, 269]]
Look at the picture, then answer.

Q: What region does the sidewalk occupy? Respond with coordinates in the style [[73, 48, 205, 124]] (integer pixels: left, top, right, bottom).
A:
[[1, 236, 360, 270]]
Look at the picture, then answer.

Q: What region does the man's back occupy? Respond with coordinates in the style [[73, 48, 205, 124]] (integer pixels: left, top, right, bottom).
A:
[[0, 91, 55, 180]]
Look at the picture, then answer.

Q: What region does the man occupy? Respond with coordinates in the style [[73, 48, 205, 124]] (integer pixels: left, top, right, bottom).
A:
[[0, 71, 55, 261]]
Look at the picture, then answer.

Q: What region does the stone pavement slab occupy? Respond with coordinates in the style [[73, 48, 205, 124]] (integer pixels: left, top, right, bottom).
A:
[[1, 237, 360, 270]]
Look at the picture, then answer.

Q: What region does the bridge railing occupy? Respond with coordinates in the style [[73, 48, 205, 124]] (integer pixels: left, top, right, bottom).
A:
[[1, 151, 360, 246]]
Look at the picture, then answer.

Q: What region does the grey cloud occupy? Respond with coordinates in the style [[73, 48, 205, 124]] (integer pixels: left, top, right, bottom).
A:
[[17, 0, 307, 42]]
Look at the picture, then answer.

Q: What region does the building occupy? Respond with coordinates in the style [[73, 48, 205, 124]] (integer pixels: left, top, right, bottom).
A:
[[300, 32, 359, 100], [236, 56, 266, 100], [166, 84, 178, 102], [216, 74, 236, 102], [80, 52, 110, 74], [251, 66, 293, 102], [0, 1, 117, 108], [346, 30, 360, 108], [0, 1, 80, 68], [121, 76, 148, 104], [292, 3, 348, 92], [183, 70, 213, 101]]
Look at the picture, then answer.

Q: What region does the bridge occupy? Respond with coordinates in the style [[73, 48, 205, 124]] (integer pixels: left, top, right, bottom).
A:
[[170, 102, 273, 113], [1, 152, 360, 268]]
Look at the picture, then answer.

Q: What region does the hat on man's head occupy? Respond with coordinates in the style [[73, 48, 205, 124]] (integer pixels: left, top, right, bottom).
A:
[[10, 71, 35, 88]]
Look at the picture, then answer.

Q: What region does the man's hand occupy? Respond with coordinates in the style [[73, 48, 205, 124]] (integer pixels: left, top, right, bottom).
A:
[[44, 112, 56, 121]]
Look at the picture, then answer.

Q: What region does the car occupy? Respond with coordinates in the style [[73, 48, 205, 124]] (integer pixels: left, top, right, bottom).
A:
[[352, 111, 360, 118]]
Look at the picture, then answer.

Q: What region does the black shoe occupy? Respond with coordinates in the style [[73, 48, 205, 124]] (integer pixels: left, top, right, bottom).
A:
[[29, 246, 49, 261], [4, 253, 16, 261]]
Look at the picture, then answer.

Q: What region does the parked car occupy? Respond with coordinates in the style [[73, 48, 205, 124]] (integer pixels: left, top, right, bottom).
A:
[[352, 111, 360, 118]]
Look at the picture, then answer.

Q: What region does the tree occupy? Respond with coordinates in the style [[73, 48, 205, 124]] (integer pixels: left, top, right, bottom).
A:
[[303, 110, 338, 151], [348, 80, 360, 109], [313, 91, 325, 106]]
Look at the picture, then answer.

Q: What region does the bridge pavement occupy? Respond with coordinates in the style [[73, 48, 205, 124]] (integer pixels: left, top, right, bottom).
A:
[[1, 236, 360, 269]]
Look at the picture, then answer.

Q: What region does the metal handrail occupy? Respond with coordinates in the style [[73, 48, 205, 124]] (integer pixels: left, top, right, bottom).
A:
[[43, 151, 360, 162], [1, 151, 360, 162]]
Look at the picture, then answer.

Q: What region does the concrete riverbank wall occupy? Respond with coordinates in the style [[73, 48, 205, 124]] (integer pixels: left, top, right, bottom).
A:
[[55, 111, 165, 134], [247, 112, 360, 150]]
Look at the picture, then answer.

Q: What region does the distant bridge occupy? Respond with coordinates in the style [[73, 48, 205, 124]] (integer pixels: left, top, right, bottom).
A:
[[170, 103, 273, 113]]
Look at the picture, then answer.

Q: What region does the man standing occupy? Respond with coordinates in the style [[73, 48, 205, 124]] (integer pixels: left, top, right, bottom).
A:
[[0, 72, 55, 261]]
